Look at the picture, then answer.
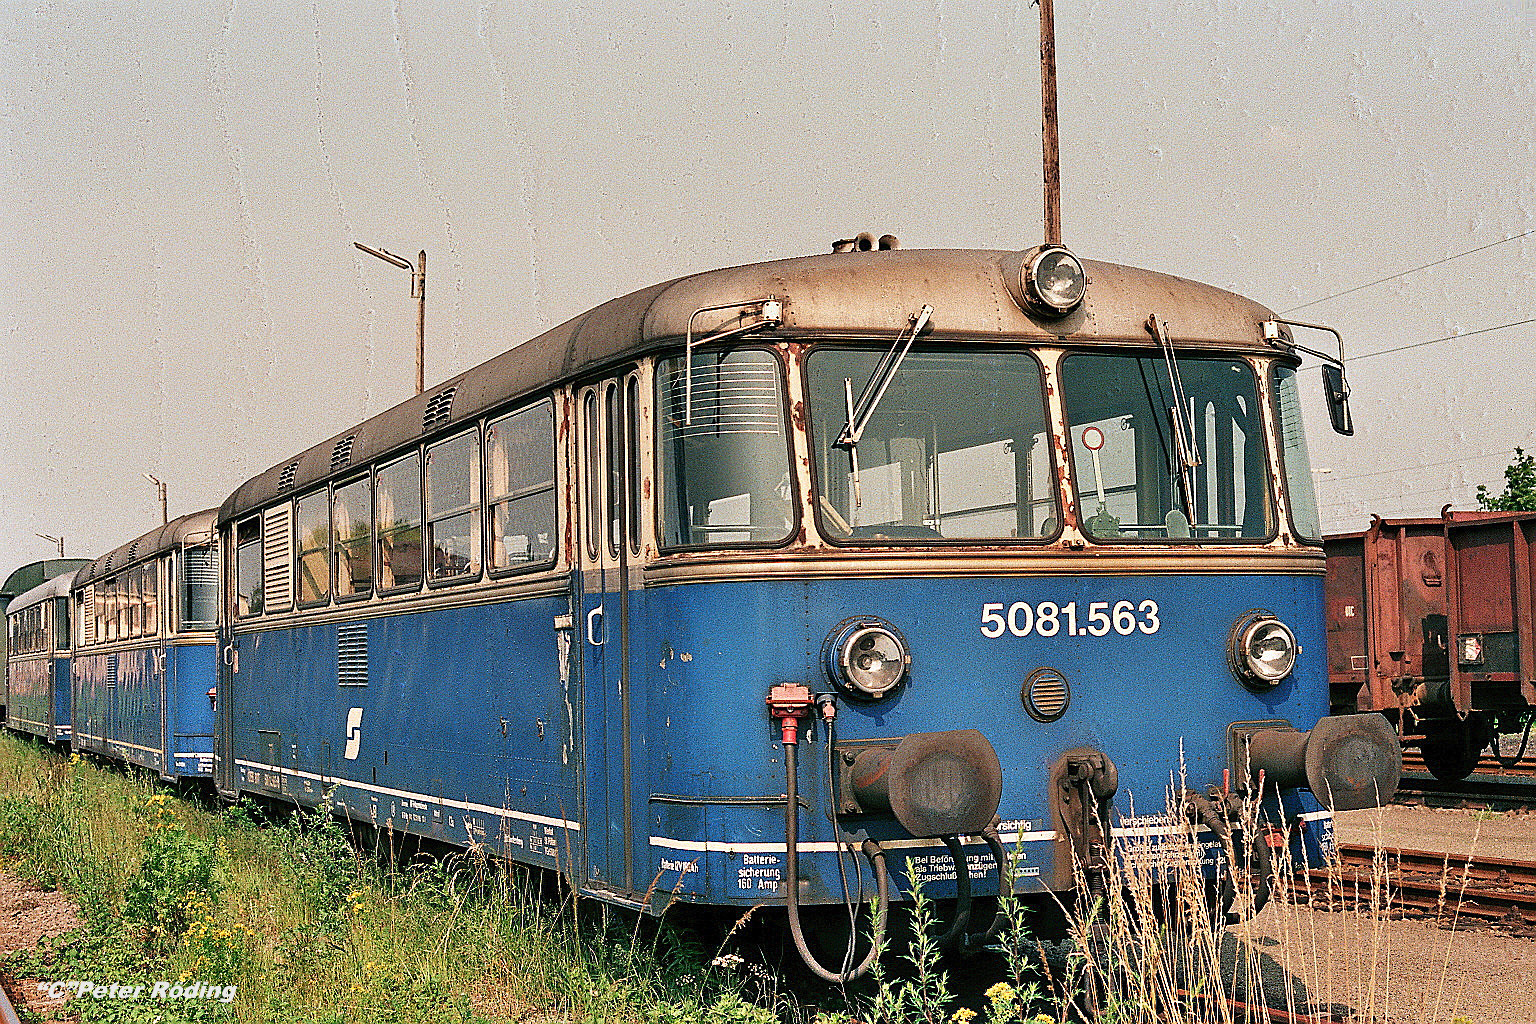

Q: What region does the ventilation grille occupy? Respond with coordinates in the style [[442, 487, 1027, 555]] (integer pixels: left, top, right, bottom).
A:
[[128, 542, 140, 562], [338, 622, 368, 686], [82, 585, 96, 645], [278, 461, 299, 494], [106, 653, 119, 688], [423, 386, 458, 432], [104, 553, 116, 573], [1021, 668, 1070, 723], [262, 505, 293, 611], [331, 434, 357, 472]]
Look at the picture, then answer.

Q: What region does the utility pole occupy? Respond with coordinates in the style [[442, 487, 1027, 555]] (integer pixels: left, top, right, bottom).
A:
[[143, 472, 168, 525], [1039, 0, 1062, 245], [355, 242, 427, 395]]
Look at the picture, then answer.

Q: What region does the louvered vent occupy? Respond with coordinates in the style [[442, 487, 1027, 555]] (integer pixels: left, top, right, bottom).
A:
[[422, 386, 458, 432], [106, 653, 119, 688], [262, 505, 293, 611], [331, 434, 357, 472], [278, 461, 299, 494], [82, 585, 96, 645], [1021, 668, 1070, 723], [104, 553, 116, 573], [128, 542, 140, 561], [337, 622, 368, 686]]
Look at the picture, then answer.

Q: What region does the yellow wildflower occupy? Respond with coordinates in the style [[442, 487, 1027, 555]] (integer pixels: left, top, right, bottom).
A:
[[950, 1010, 977, 1024], [985, 982, 1016, 1004]]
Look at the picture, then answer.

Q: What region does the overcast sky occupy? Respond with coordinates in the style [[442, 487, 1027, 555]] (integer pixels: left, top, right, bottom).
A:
[[2, 0, 1533, 562]]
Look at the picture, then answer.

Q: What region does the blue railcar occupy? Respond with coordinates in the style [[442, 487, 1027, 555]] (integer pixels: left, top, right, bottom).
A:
[[4, 570, 80, 744], [2, 559, 88, 724], [215, 244, 1399, 979], [70, 511, 220, 780]]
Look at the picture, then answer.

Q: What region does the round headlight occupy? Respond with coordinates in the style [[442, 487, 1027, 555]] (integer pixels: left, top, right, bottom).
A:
[[824, 618, 910, 699], [1229, 613, 1297, 687], [1025, 245, 1086, 315]]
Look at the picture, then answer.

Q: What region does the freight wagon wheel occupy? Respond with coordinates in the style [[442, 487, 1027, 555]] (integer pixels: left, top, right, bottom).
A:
[[1419, 720, 1484, 783]]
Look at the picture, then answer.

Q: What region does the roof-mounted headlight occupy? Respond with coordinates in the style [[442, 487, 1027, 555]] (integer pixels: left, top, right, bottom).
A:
[[824, 617, 910, 700], [1016, 244, 1086, 317], [1229, 612, 1297, 688]]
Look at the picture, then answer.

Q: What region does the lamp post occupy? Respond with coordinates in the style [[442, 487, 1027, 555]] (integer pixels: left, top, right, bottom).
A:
[[35, 533, 63, 558], [355, 242, 427, 395], [143, 472, 168, 526]]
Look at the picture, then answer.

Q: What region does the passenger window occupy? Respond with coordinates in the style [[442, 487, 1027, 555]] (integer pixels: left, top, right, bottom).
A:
[[425, 430, 481, 583], [295, 490, 331, 606], [333, 477, 374, 599], [486, 401, 556, 573], [627, 376, 642, 554], [377, 451, 424, 592], [236, 517, 264, 616]]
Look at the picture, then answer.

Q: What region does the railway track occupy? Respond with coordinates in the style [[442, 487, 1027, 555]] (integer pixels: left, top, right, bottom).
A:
[[1400, 749, 1536, 779], [1391, 769, 1536, 811], [1291, 842, 1536, 935]]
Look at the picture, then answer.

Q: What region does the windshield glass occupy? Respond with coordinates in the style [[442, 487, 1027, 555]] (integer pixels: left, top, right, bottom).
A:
[[807, 347, 1057, 542], [1061, 353, 1272, 541], [1274, 364, 1322, 542], [656, 348, 795, 548]]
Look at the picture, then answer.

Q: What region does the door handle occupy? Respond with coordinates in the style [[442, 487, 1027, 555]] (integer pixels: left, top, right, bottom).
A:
[[587, 606, 605, 647]]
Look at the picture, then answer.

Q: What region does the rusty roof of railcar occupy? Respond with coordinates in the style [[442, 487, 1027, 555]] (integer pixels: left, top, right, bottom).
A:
[[220, 249, 1283, 524], [75, 509, 219, 588]]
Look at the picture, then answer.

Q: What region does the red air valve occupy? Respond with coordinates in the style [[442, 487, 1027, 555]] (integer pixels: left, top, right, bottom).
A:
[[766, 683, 814, 746]]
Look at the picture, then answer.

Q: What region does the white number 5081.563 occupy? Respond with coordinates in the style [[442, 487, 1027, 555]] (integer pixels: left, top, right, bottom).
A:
[[979, 599, 1160, 639]]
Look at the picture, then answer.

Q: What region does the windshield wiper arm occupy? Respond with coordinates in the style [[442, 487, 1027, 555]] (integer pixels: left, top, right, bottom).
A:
[[834, 304, 933, 510], [1146, 313, 1201, 521]]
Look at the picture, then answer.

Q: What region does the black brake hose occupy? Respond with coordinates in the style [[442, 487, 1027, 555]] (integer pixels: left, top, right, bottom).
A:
[[937, 836, 973, 948], [1494, 714, 1535, 769], [783, 741, 890, 984]]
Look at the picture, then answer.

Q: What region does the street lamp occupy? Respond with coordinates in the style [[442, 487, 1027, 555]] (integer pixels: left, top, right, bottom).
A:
[[35, 533, 63, 558], [143, 472, 168, 525], [354, 242, 427, 395]]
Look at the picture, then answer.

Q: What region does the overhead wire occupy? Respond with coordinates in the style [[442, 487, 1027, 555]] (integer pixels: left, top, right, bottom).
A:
[[1281, 228, 1536, 314]]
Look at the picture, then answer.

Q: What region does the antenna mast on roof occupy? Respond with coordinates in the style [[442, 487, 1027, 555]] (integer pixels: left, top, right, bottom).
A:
[[1040, 0, 1062, 245]]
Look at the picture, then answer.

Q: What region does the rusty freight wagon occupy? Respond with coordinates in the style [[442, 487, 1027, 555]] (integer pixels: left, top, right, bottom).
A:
[[1325, 510, 1536, 780]]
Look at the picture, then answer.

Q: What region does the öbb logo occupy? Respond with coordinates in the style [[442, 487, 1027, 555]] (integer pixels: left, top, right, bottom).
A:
[[343, 707, 363, 760]]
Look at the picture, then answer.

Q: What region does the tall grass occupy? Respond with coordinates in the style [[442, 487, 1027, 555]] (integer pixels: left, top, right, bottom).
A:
[[0, 734, 780, 1024]]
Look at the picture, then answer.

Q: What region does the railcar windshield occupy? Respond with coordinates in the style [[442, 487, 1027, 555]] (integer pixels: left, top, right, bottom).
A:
[[1061, 353, 1272, 541], [806, 347, 1057, 542]]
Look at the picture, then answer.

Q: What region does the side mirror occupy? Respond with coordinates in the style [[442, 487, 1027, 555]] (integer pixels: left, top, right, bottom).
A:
[[1321, 364, 1353, 436]]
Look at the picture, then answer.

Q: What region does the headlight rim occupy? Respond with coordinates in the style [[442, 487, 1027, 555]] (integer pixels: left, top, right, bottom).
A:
[[1023, 244, 1087, 316]]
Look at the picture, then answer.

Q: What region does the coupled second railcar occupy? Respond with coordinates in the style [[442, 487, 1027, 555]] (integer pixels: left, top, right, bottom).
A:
[[214, 242, 1399, 980]]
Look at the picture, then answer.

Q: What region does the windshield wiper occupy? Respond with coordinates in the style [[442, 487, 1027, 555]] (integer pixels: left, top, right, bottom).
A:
[[835, 304, 933, 509], [1146, 314, 1201, 522]]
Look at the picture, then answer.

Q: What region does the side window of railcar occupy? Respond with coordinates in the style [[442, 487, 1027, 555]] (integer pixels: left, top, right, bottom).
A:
[[377, 452, 424, 593], [235, 517, 264, 617], [54, 597, 69, 651], [1061, 354, 1273, 541], [486, 401, 556, 573], [655, 349, 795, 548], [295, 490, 331, 606], [333, 477, 374, 599], [425, 430, 481, 583], [180, 545, 218, 630], [142, 561, 158, 636], [1273, 365, 1323, 543]]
